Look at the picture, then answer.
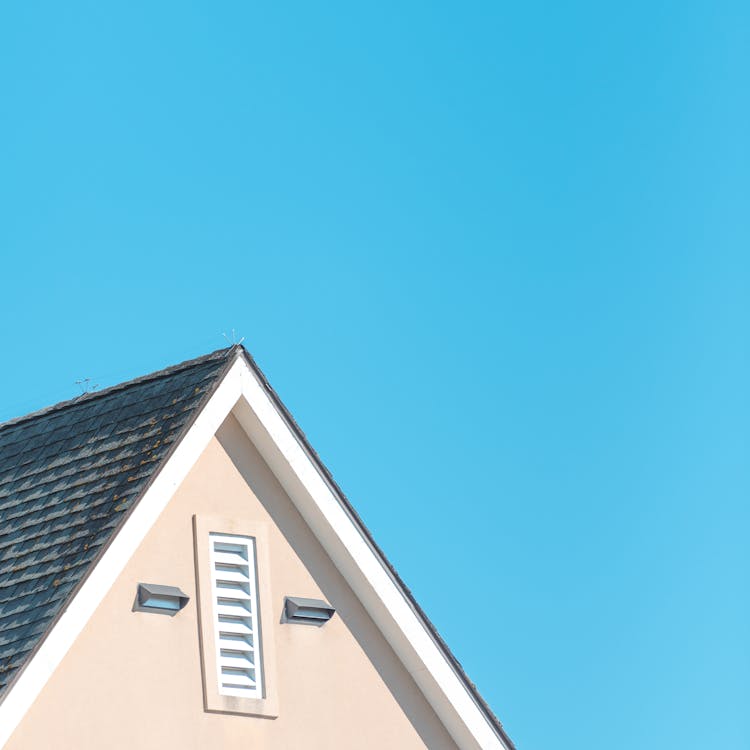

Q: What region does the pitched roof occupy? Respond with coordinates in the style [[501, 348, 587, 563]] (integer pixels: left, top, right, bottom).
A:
[[0, 345, 514, 750], [0, 347, 235, 692]]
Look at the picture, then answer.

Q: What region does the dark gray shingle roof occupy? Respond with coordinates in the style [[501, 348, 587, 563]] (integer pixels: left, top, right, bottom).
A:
[[0, 347, 235, 692]]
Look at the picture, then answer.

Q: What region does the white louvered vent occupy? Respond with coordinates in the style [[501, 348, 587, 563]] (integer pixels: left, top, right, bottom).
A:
[[208, 533, 264, 699]]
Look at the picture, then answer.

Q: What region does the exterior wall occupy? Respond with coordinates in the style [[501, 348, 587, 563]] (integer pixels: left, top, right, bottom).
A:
[[6, 414, 459, 750]]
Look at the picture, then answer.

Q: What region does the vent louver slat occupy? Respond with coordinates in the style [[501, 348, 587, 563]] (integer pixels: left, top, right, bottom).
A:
[[209, 534, 263, 699]]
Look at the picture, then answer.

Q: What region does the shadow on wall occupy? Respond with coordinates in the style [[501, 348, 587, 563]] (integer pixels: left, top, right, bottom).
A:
[[216, 415, 457, 750]]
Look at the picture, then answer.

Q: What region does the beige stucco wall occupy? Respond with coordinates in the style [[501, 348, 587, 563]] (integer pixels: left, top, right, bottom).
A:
[[6, 414, 459, 750]]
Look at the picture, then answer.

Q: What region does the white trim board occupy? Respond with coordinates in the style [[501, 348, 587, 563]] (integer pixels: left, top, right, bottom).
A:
[[0, 353, 511, 750]]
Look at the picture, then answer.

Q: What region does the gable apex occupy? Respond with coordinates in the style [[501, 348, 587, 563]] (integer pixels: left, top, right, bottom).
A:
[[0, 347, 513, 750]]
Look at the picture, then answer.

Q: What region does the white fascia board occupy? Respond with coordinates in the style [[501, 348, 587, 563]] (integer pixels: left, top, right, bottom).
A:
[[0, 359, 246, 749], [233, 361, 509, 750]]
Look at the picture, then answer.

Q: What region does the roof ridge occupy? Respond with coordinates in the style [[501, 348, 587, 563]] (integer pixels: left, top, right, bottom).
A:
[[0, 346, 240, 433]]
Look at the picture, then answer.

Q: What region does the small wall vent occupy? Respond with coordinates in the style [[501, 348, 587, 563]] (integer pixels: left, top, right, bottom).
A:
[[135, 583, 189, 614], [284, 596, 335, 625]]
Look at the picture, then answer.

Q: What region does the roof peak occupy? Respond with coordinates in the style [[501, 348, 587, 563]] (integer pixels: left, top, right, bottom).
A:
[[0, 345, 242, 433]]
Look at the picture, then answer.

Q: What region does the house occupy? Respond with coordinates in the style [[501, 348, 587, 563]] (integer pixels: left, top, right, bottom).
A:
[[0, 346, 513, 749]]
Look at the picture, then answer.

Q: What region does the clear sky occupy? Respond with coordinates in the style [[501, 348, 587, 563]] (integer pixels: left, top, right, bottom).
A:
[[0, 3, 747, 748]]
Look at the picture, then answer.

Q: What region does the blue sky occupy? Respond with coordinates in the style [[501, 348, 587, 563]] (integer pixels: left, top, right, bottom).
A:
[[0, 2, 747, 748]]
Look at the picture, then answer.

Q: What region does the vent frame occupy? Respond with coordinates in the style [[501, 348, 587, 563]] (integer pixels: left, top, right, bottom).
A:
[[193, 514, 279, 718]]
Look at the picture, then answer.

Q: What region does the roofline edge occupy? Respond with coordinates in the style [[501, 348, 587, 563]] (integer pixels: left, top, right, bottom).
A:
[[236, 346, 516, 750]]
